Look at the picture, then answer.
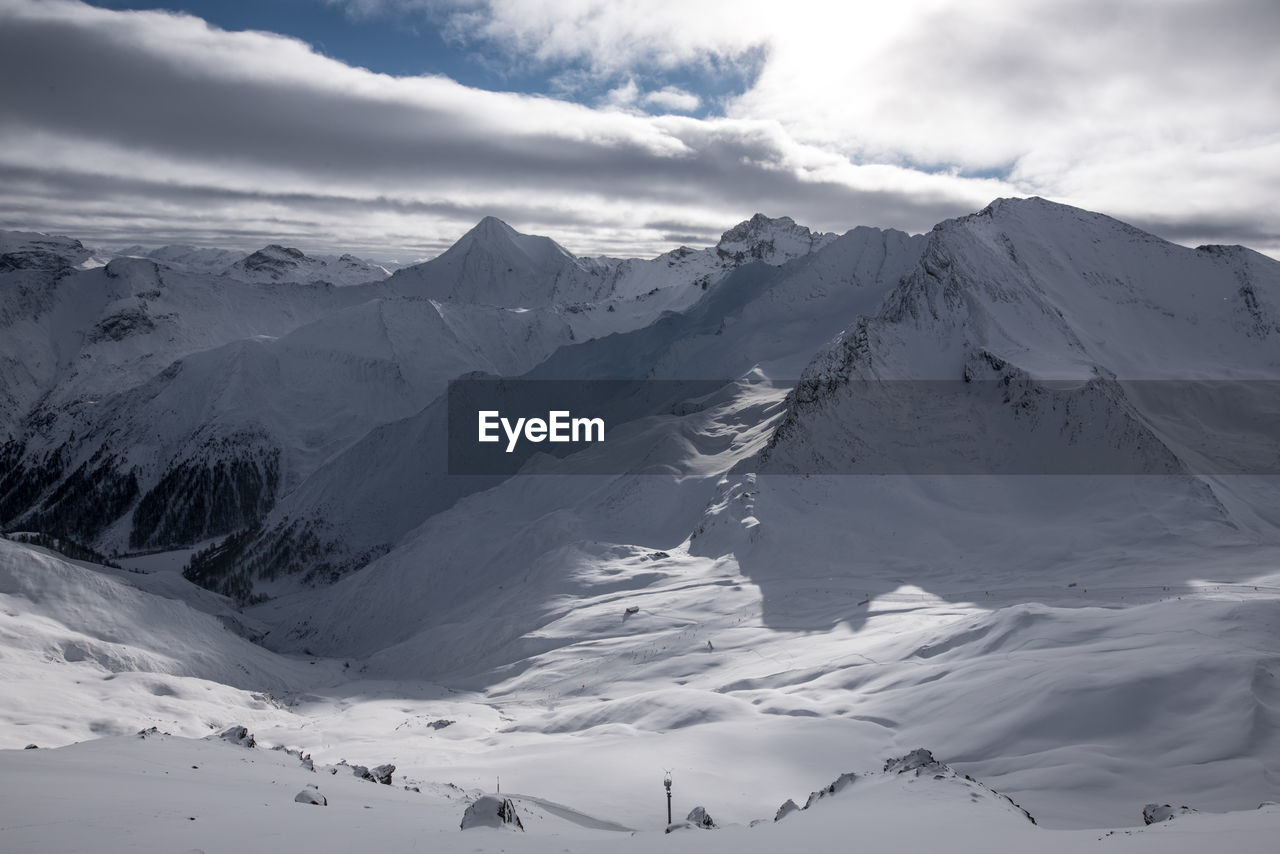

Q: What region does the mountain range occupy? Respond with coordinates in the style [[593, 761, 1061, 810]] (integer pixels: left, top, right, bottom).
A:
[[1, 198, 1278, 846]]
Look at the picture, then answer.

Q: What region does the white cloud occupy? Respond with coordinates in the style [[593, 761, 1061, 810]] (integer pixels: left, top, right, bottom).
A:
[[599, 81, 700, 115], [601, 78, 640, 110], [642, 86, 700, 114]]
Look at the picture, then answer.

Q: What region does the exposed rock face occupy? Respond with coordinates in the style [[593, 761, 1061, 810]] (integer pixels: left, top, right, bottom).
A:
[[359, 764, 396, 785], [884, 748, 946, 776], [715, 214, 834, 265]]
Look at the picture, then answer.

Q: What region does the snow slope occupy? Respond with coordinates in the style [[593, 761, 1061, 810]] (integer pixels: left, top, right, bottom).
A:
[[2, 535, 1277, 849], [0, 538, 316, 747]]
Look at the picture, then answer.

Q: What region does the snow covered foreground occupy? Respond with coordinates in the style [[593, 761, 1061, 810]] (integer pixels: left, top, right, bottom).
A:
[[2, 725, 1278, 852], [2, 528, 1279, 851]]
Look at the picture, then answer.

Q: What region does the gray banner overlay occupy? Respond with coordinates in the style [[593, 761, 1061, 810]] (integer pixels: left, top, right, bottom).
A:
[[447, 379, 1280, 475]]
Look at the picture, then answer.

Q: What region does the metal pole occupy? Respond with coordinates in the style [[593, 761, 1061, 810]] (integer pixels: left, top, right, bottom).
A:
[[664, 772, 672, 825]]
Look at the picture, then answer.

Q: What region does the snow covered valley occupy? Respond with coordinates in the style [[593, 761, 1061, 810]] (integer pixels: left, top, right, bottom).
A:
[[2, 199, 1280, 851]]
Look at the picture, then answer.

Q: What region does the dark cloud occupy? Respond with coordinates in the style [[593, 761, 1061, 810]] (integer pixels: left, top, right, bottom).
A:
[[1125, 214, 1280, 253]]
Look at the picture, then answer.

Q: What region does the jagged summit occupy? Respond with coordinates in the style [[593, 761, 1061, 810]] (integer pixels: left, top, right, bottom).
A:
[[718, 212, 799, 242], [716, 213, 835, 264]]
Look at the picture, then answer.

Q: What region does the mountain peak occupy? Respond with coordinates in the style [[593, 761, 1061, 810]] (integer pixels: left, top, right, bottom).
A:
[[946, 197, 1174, 253], [254, 244, 308, 261], [386, 216, 585, 306], [446, 216, 577, 267], [222, 244, 387, 285], [715, 213, 831, 264], [228, 244, 316, 281], [474, 214, 516, 231], [464, 216, 521, 244], [718, 213, 799, 245]]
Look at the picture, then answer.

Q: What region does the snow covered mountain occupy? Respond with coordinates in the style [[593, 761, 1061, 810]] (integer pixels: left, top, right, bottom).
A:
[[107, 241, 393, 284], [386, 214, 837, 334], [0, 230, 99, 273], [0, 212, 836, 567], [386, 216, 594, 305], [762, 198, 1280, 475], [224, 244, 391, 285], [2, 200, 1279, 850], [180, 222, 921, 597], [113, 243, 247, 275], [0, 269, 572, 556]]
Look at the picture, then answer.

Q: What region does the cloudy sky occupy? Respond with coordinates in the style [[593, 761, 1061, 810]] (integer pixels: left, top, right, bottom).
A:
[[1, 0, 1277, 261]]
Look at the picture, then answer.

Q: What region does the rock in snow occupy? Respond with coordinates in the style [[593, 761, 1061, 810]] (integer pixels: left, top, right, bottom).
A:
[[1143, 803, 1198, 825], [686, 806, 716, 828], [884, 748, 946, 776], [215, 726, 255, 748], [342, 762, 396, 785], [803, 771, 858, 808], [460, 795, 525, 831], [293, 784, 327, 806], [366, 764, 396, 786]]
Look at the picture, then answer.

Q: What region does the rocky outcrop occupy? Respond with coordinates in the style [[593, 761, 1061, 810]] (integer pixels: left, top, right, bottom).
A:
[[460, 796, 525, 831]]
